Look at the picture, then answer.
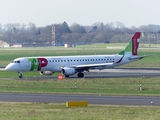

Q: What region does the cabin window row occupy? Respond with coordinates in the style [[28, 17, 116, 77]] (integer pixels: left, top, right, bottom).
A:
[[49, 58, 114, 63]]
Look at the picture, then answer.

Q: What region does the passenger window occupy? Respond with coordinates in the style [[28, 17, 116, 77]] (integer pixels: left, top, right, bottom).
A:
[[61, 60, 63, 62]]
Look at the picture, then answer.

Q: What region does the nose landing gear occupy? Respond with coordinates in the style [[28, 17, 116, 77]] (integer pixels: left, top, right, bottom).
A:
[[18, 72, 23, 78]]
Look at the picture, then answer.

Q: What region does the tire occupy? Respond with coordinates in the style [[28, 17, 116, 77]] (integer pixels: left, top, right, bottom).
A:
[[19, 75, 23, 78], [77, 73, 84, 78], [65, 75, 69, 78]]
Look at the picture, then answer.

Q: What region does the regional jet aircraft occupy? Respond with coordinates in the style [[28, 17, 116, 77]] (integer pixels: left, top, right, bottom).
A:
[[5, 32, 143, 78]]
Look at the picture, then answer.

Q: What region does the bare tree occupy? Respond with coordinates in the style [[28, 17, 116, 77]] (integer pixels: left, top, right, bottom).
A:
[[70, 23, 86, 33], [115, 22, 124, 29]]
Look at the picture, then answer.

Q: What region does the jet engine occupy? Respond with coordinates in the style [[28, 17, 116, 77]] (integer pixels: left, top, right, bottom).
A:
[[61, 67, 76, 76], [39, 71, 54, 75]]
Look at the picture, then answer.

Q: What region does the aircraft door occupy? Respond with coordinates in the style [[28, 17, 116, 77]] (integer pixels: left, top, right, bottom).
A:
[[25, 58, 30, 71], [18, 58, 27, 71]]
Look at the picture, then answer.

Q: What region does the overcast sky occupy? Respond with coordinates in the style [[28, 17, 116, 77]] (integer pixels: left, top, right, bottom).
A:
[[0, 0, 159, 27]]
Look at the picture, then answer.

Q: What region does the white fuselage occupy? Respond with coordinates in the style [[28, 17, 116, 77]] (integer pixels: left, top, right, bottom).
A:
[[5, 54, 136, 72]]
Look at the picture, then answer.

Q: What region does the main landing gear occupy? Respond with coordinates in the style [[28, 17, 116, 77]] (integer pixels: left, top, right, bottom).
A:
[[65, 73, 84, 78], [77, 73, 84, 78], [65, 75, 69, 78], [18, 72, 23, 78]]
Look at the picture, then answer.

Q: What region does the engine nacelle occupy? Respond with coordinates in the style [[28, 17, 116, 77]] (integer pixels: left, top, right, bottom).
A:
[[39, 71, 54, 75], [61, 67, 76, 76]]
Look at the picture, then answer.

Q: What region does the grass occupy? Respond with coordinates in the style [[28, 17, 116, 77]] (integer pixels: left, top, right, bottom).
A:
[[0, 75, 160, 96], [0, 102, 160, 120], [1, 44, 160, 119], [0, 44, 160, 95]]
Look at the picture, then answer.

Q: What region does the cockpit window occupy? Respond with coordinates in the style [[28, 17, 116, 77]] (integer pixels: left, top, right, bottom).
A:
[[12, 60, 20, 63]]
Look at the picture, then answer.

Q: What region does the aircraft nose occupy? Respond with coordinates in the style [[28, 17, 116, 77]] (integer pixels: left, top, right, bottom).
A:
[[5, 64, 13, 71]]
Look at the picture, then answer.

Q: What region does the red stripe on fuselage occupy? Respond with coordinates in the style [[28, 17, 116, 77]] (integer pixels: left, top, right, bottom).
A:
[[116, 57, 123, 63]]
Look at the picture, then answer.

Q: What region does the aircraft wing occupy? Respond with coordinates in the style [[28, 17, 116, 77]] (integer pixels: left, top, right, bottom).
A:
[[76, 63, 113, 69]]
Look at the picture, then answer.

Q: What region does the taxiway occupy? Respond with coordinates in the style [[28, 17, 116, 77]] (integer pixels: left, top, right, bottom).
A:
[[0, 93, 159, 106]]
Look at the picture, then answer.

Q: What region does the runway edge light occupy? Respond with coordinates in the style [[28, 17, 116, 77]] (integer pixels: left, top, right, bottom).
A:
[[66, 101, 88, 107]]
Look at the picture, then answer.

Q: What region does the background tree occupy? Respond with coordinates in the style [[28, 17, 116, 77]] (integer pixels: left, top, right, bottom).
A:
[[0, 21, 160, 45], [70, 23, 86, 33]]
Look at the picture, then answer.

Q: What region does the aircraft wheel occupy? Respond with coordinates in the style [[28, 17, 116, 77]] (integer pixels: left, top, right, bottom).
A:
[[19, 75, 23, 78], [65, 75, 69, 78], [77, 73, 84, 78], [19, 72, 23, 78]]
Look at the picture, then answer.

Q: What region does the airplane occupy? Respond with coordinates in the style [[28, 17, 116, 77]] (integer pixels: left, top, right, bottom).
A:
[[5, 32, 143, 78]]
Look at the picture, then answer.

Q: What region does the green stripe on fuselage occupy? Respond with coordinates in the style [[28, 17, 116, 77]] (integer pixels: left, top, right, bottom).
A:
[[28, 58, 39, 71]]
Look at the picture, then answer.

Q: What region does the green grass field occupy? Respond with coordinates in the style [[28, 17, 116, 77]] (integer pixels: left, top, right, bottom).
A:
[[0, 102, 160, 120], [0, 76, 160, 96], [1, 44, 160, 120], [0, 44, 160, 96]]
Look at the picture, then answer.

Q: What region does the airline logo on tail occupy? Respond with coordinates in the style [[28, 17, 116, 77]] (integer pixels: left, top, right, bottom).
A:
[[132, 32, 141, 55], [119, 32, 141, 56]]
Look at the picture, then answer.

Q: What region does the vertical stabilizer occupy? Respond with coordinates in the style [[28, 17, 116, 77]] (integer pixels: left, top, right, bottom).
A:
[[119, 32, 141, 56], [132, 32, 141, 55]]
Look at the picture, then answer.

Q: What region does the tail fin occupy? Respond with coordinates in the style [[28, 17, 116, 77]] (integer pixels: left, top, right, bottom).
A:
[[119, 32, 141, 56]]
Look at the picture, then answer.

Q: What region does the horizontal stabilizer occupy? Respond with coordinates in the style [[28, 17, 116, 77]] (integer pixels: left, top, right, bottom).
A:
[[128, 54, 154, 60], [128, 56, 143, 60]]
